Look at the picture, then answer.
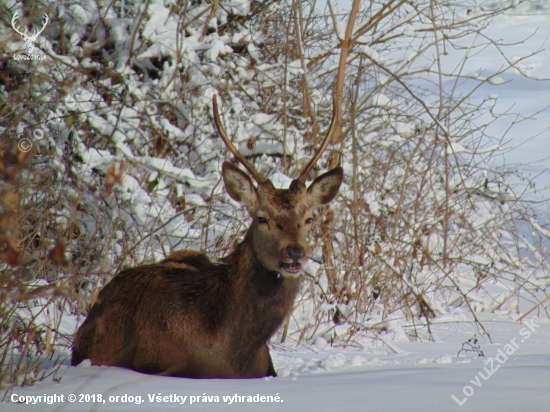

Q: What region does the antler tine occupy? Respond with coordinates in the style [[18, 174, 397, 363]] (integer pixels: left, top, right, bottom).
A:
[[212, 95, 266, 184], [36, 14, 49, 36], [298, 94, 340, 183], [11, 12, 28, 37], [29, 13, 48, 39]]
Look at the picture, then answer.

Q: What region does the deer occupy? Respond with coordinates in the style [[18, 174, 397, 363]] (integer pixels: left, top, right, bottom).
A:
[[71, 95, 343, 378], [11, 12, 49, 55]]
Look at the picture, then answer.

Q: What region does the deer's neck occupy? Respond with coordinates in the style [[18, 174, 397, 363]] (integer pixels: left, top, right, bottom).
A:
[[222, 230, 301, 344]]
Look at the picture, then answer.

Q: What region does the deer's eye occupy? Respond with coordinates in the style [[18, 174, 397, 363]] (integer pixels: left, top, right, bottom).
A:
[[305, 217, 313, 224], [258, 217, 268, 224]]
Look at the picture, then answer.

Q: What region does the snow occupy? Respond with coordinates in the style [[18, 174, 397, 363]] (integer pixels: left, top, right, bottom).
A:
[[372, 93, 394, 108], [488, 76, 505, 85], [454, 9, 550, 198], [4, 319, 549, 411], [362, 45, 379, 60], [444, 142, 501, 156]]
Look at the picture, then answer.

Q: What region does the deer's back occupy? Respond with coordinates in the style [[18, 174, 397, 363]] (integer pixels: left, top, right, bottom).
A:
[[72, 250, 236, 376]]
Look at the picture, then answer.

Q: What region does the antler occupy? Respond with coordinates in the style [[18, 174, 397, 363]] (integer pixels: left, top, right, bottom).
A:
[[297, 94, 339, 183], [30, 14, 49, 40], [212, 94, 338, 185], [11, 12, 28, 38], [212, 95, 266, 184], [11, 12, 48, 41]]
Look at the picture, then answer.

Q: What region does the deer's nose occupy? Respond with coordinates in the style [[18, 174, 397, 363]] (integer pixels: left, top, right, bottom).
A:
[[285, 245, 304, 262]]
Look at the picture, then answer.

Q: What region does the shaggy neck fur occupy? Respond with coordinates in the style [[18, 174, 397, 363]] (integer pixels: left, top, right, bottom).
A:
[[221, 229, 301, 370]]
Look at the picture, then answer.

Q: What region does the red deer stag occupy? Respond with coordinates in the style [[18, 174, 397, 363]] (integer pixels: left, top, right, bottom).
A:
[[71, 95, 343, 378]]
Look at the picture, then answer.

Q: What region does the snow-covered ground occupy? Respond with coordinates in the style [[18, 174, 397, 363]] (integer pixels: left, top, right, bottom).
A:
[[4, 317, 549, 411], [472, 9, 550, 203]]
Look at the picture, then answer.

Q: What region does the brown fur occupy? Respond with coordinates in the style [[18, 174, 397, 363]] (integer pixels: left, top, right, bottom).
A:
[[71, 162, 343, 378], [72, 240, 298, 377]]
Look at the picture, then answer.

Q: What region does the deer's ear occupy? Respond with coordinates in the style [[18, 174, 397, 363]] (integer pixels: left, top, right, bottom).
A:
[[222, 161, 259, 212], [307, 166, 343, 207]]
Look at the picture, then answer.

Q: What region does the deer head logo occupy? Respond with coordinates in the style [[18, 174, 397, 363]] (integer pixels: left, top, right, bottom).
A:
[[11, 12, 49, 55]]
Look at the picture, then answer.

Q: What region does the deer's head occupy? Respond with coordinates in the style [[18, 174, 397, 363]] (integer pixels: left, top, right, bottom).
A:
[[213, 96, 343, 278]]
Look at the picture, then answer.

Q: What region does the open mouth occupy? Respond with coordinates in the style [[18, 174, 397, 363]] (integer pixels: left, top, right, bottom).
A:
[[279, 261, 302, 275]]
